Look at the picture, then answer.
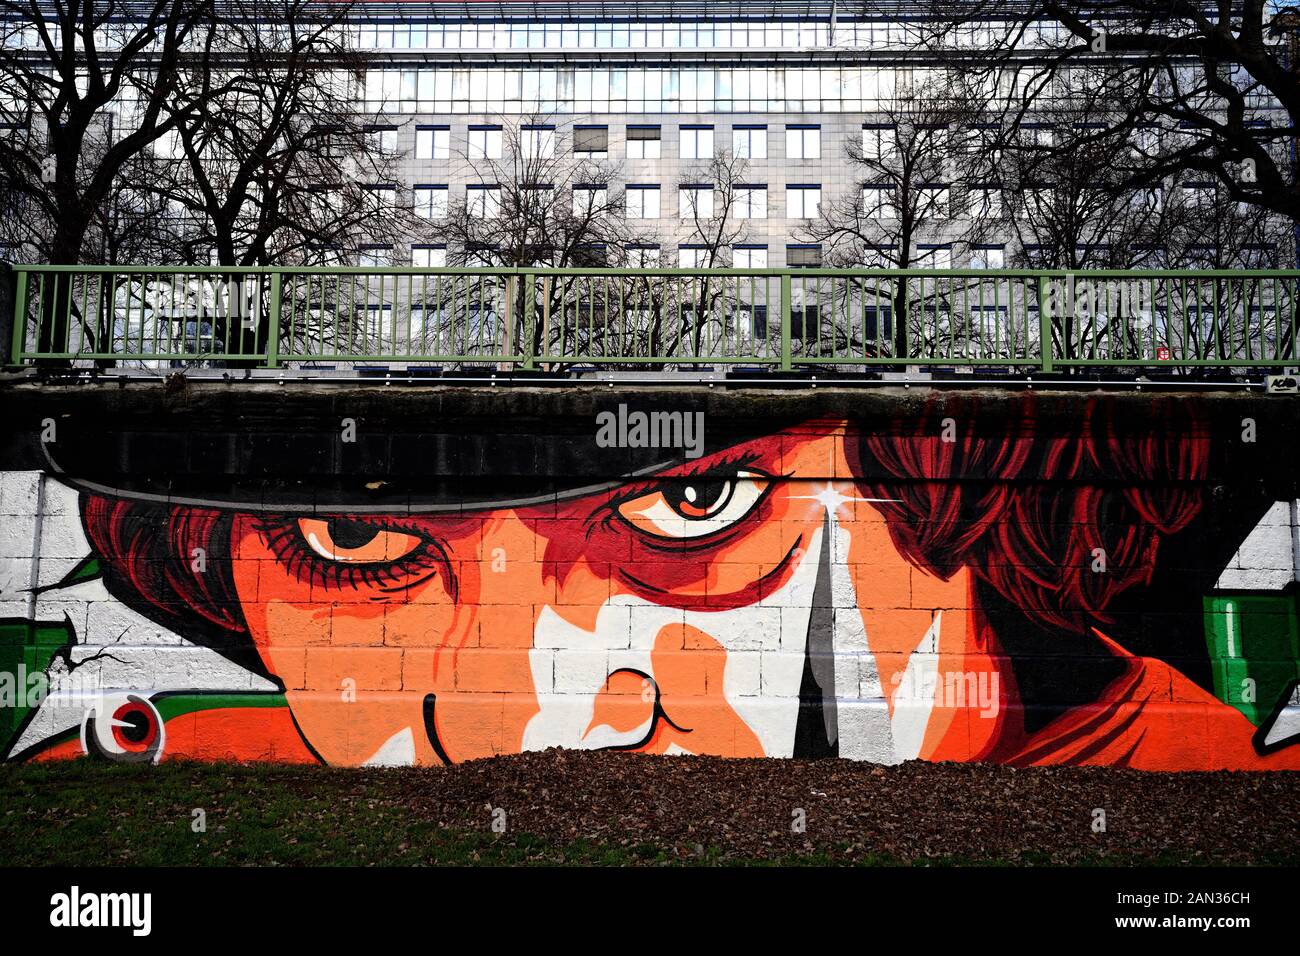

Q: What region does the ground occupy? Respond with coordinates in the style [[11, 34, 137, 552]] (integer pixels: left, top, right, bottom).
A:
[[2, 751, 1298, 866]]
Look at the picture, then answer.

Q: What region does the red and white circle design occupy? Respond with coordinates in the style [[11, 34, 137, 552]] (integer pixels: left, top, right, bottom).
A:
[[80, 694, 165, 764]]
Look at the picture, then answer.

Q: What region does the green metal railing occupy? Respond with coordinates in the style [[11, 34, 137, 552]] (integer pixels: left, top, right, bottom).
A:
[[8, 264, 1300, 374]]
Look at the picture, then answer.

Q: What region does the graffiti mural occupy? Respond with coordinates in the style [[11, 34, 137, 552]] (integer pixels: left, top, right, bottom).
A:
[[1, 393, 1298, 769]]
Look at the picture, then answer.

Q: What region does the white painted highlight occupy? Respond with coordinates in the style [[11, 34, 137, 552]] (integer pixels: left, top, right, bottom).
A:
[[890, 612, 943, 762], [363, 726, 416, 767]]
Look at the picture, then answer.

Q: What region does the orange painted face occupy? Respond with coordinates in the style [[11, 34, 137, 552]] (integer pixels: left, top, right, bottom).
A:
[[228, 420, 983, 766]]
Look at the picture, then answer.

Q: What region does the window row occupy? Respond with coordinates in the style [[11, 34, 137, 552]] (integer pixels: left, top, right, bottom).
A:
[[346, 18, 1111, 54], [346, 241, 1285, 271], [358, 66, 963, 113], [393, 184, 822, 220], [366, 181, 1176, 222], [359, 65, 1286, 113], [389, 120, 1283, 167], [398, 122, 823, 160], [348, 242, 1020, 269]]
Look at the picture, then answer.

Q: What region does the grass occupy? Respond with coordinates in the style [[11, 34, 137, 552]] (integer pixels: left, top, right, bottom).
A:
[[2, 759, 1287, 867], [2, 760, 806, 866]]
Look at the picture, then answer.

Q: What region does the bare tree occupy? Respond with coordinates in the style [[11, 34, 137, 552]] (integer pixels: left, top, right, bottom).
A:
[[671, 149, 762, 358], [799, 70, 983, 357], [0, 0, 215, 354], [158, 0, 413, 268], [142, 0, 420, 363], [436, 115, 657, 366], [915, 0, 1300, 226]]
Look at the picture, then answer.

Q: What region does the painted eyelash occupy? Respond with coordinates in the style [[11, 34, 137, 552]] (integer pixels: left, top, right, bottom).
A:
[[602, 451, 766, 513], [254, 517, 443, 592]]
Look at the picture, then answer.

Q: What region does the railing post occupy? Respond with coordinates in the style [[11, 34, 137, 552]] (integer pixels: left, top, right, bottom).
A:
[[780, 271, 793, 371], [0, 264, 19, 368], [265, 270, 282, 368], [1037, 274, 1054, 374], [521, 271, 535, 370]]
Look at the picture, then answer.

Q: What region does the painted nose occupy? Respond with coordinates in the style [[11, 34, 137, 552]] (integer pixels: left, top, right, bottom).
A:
[[793, 513, 839, 758], [583, 669, 662, 749]]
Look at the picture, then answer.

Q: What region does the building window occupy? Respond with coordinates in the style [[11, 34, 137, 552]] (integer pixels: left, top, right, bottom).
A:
[[786, 185, 821, 219], [627, 125, 661, 159], [859, 244, 896, 269], [968, 186, 1002, 220], [1138, 185, 1165, 214], [679, 245, 711, 268], [358, 244, 392, 267], [308, 244, 345, 266], [862, 185, 894, 219], [786, 244, 822, 268], [1021, 124, 1056, 149], [1183, 182, 1217, 209], [365, 127, 398, 156], [735, 186, 767, 219], [916, 244, 953, 269], [361, 184, 398, 211], [573, 184, 607, 217], [521, 125, 556, 159], [413, 185, 449, 219], [733, 245, 768, 268], [412, 245, 448, 267], [361, 304, 393, 350], [574, 125, 609, 156], [969, 244, 1005, 268], [733, 125, 767, 159], [468, 125, 503, 159], [574, 243, 608, 266], [680, 185, 715, 219], [919, 186, 950, 218], [680, 125, 714, 159], [786, 124, 821, 159], [862, 125, 894, 160], [467, 185, 501, 218], [466, 244, 498, 268], [626, 185, 660, 219], [521, 184, 554, 212], [960, 124, 998, 157], [627, 244, 661, 266], [414, 125, 450, 160]]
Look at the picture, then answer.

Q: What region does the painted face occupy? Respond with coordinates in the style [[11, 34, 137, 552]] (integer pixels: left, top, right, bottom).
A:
[[228, 420, 982, 766]]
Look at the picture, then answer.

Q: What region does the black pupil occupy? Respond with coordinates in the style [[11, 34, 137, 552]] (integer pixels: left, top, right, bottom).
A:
[[120, 710, 150, 743], [664, 480, 731, 517], [327, 519, 382, 550]]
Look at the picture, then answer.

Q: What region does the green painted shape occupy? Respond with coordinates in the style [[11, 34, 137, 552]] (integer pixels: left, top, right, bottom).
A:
[[153, 693, 287, 722], [0, 619, 73, 754], [1204, 593, 1300, 725], [54, 555, 100, 590]]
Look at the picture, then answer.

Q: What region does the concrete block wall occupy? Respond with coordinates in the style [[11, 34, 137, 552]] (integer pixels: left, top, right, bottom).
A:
[[0, 384, 1298, 769]]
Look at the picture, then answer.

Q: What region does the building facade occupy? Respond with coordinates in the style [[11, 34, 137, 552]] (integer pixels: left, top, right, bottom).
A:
[[339, 0, 1291, 271]]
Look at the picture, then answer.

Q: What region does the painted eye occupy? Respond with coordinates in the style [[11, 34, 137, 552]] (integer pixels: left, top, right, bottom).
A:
[[617, 471, 770, 539], [297, 518, 424, 563]]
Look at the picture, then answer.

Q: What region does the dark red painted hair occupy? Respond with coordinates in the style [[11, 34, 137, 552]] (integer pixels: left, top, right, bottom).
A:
[[853, 394, 1208, 634]]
